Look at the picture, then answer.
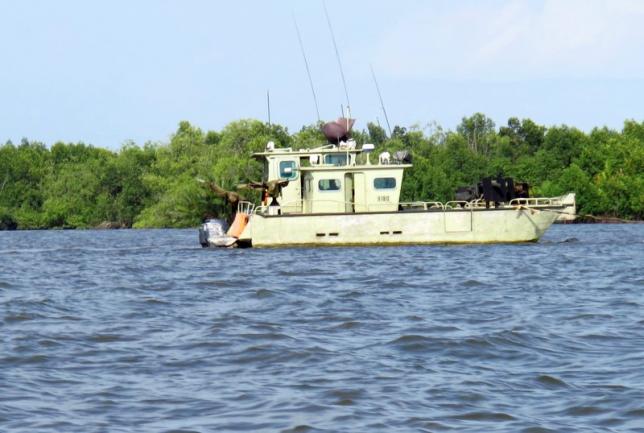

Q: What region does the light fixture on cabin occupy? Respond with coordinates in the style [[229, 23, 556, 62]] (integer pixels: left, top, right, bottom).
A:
[[361, 143, 375, 165]]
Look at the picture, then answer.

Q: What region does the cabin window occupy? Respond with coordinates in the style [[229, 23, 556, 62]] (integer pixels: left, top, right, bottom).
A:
[[279, 161, 297, 180], [374, 177, 396, 189], [318, 179, 341, 191], [324, 154, 348, 166]]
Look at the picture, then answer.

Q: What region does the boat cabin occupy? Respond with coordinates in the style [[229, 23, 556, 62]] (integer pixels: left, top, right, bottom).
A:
[[252, 140, 412, 215]]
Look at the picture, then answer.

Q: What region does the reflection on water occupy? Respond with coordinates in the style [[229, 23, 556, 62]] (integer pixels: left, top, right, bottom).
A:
[[1, 225, 643, 432]]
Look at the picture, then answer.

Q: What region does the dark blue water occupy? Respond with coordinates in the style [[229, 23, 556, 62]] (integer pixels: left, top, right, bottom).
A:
[[1, 225, 643, 432]]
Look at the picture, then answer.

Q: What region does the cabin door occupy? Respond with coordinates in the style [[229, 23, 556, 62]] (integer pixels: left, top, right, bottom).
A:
[[352, 173, 366, 212], [344, 173, 354, 212]]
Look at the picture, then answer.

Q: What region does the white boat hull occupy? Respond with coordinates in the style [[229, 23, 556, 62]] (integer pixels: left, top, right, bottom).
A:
[[239, 207, 561, 247]]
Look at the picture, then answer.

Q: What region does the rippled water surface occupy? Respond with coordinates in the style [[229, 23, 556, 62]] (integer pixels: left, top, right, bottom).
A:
[[1, 225, 644, 432]]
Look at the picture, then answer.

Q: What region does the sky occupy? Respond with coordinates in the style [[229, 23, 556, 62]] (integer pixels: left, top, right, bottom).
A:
[[1, 0, 643, 149]]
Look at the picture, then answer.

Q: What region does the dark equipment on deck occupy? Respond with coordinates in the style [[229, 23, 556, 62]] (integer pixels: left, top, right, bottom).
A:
[[455, 185, 479, 202], [393, 150, 412, 164], [455, 176, 530, 208]]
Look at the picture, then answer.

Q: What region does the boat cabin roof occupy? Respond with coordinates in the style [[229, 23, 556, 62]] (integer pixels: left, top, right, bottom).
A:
[[252, 143, 363, 160]]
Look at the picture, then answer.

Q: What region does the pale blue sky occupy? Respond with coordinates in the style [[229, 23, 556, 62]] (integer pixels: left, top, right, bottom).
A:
[[1, 0, 643, 149]]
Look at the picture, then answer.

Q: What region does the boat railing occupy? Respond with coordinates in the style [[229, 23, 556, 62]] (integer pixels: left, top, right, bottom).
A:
[[236, 201, 255, 215], [444, 201, 472, 209], [253, 200, 306, 215], [253, 199, 400, 215], [399, 201, 445, 210], [508, 197, 560, 207], [251, 196, 565, 216], [468, 199, 489, 208]]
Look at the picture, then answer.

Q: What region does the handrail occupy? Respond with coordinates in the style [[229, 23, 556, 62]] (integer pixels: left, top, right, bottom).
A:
[[236, 201, 255, 215], [253, 198, 399, 215], [250, 196, 566, 216], [468, 199, 489, 208], [509, 197, 560, 207], [254, 199, 306, 215], [399, 201, 444, 210], [445, 200, 470, 209]]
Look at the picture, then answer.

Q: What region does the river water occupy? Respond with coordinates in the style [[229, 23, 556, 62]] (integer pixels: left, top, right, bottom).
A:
[[1, 225, 643, 432]]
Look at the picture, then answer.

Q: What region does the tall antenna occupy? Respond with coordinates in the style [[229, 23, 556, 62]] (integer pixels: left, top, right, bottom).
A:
[[266, 90, 271, 126], [293, 14, 321, 123], [370, 64, 392, 137], [323, 0, 351, 116]]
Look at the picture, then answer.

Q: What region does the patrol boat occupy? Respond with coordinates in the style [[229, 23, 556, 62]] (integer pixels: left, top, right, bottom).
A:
[[199, 120, 575, 248]]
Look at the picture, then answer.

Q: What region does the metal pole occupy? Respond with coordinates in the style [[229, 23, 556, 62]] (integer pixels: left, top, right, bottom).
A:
[[293, 14, 321, 123], [370, 64, 392, 137], [267, 90, 271, 126], [323, 0, 351, 114]]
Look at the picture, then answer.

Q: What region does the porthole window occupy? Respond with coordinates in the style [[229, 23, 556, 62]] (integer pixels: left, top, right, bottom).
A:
[[318, 179, 341, 191], [279, 161, 297, 180], [374, 177, 396, 189]]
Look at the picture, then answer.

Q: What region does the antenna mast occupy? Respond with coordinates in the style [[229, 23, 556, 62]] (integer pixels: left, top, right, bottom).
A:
[[293, 14, 321, 123], [266, 90, 271, 126], [370, 64, 392, 136], [323, 0, 351, 117]]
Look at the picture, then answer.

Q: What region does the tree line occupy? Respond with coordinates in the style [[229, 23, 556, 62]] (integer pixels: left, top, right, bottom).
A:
[[1, 114, 642, 229]]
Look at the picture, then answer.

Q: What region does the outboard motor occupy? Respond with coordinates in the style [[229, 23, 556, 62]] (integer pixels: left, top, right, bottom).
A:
[[199, 219, 234, 247]]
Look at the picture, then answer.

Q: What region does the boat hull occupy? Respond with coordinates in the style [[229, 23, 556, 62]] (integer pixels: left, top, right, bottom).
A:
[[240, 207, 561, 247]]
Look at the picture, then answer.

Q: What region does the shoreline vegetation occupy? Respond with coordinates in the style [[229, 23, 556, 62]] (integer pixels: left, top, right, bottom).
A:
[[1, 114, 642, 230]]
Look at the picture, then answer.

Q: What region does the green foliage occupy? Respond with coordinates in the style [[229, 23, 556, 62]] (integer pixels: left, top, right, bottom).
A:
[[292, 123, 324, 149], [457, 113, 496, 155], [0, 117, 642, 229], [366, 122, 387, 146], [499, 117, 546, 158], [133, 120, 268, 228]]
